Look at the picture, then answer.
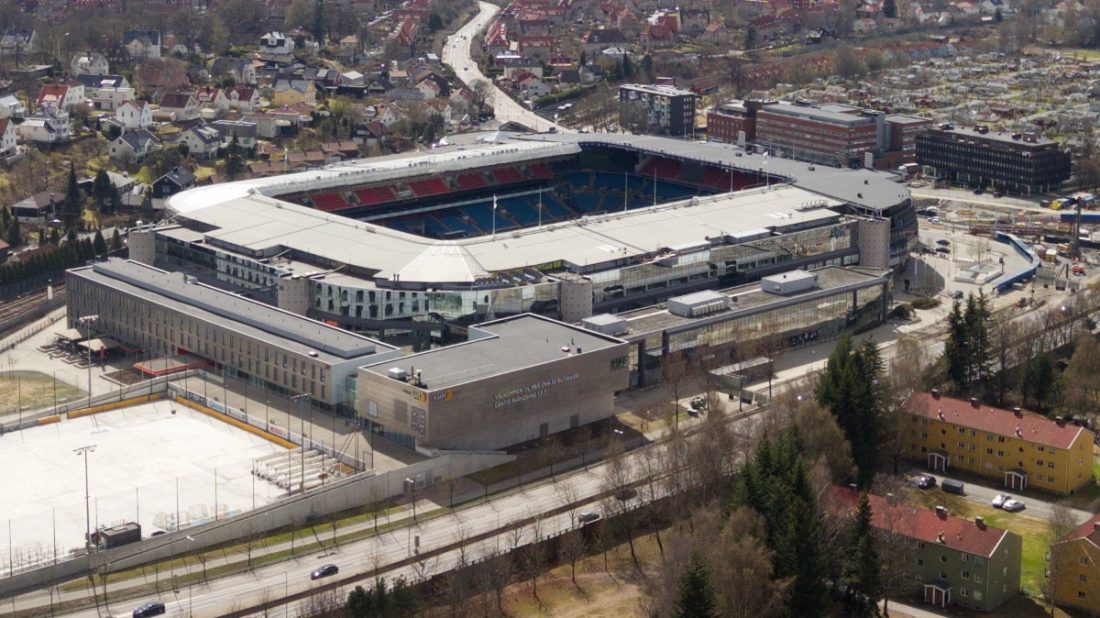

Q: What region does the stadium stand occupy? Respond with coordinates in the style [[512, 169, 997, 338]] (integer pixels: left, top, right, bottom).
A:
[[492, 167, 525, 185], [703, 167, 732, 190], [455, 172, 488, 190], [407, 178, 451, 197], [499, 197, 540, 226], [311, 192, 350, 212], [528, 163, 552, 180], [354, 185, 400, 206], [639, 157, 682, 180], [435, 212, 479, 236]]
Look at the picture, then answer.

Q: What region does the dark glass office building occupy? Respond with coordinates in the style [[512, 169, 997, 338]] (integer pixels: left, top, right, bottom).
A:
[[916, 126, 1071, 195]]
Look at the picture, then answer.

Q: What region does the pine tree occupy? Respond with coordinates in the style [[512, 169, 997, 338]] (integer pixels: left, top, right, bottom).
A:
[[579, 50, 587, 67], [92, 169, 112, 209], [66, 161, 82, 225], [92, 229, 108, 258], [676, 551, 717, 618], [312, 0, 325, 42], [845, 492, 884, 615], [883, 0, 898, 18], [944, 299, 969, 388], [6, 217, 22, 247], [966, 291, 992, 384], [111, 228, 122, 251], [1021, 352, 1058, 412], [816, 335, 882, 487]]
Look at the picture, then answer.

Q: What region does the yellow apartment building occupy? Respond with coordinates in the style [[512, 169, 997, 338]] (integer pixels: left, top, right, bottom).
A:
[[1050, 513, 1100, 614]]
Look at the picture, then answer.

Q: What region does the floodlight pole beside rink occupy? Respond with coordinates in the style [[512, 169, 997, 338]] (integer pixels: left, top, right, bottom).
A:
[[74, 444, 96, 556]]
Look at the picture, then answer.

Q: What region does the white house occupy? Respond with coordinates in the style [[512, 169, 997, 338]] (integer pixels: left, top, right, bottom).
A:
[[0, 28, 35, 55], [17, 116, 68, 144], [260, 32, 294, 55], [518, 77, 551, 99], [0, 118, 16, 155], [108, 129, 160, 164], [223, 86, 259, 112], [123, 30, 161, 59], [36, 84, 85, 114], [158, 91, 200, 122], [116, 100, 154, 130], [0, 94, 25, 119], [71, 52, 110, 76], [211, 119, 258, 149], [179, 125, 222, 160], [77, 74, 134, 110], [211, 57, 258, 86]]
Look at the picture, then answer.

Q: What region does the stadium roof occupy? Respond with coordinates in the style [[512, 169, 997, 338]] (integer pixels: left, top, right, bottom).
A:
[[165, 134, 909, 285]]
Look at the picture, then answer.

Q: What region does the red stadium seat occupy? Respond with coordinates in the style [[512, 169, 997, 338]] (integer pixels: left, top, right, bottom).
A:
[[354, 186, 399, 206], [311, 193, 350, 211]]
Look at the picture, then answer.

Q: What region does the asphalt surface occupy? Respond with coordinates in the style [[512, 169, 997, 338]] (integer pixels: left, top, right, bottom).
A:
[[917, 472, 1093, 525], [441, 1, 569, 133]]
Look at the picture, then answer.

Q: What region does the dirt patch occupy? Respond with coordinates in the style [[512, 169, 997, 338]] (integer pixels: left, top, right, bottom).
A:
[[0, 370, 84, 414]]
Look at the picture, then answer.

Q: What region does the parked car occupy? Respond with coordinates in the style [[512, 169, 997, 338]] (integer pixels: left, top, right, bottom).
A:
[[973, 187, 984, 195], [912, 475, 936, 489], [993, 191, 1004, 198], [936, 247, 950, 254], [133, 601, 166, 617], [310, 564, 339, 580], [576, 510, 601, 525], [992, 494, 1009, 508], [941, 478, 965, 495], [1002, 499, 1026, 512], [936, 239, 951, 246]]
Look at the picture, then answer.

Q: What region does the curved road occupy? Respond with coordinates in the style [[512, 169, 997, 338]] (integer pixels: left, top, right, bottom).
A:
[[442, 1, 569, 133]]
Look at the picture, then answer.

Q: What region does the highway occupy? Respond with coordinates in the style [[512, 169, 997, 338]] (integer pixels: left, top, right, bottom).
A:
[[441, 1, 569, 133]]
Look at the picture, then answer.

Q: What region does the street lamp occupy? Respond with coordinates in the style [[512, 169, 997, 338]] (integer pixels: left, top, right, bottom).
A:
[[74, 445, 96, 554], [291, 394, 310, 494], [185, 535, 195, 617], [76, 314, 99, 408]]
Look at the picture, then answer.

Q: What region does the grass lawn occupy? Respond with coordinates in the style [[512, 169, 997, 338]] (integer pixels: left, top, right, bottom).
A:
[[0, 370, 85, 415]]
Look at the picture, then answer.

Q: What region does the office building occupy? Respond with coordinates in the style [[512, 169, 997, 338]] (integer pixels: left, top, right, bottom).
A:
[[618, 84, 697, 137], [916, 125, 1072, 194]]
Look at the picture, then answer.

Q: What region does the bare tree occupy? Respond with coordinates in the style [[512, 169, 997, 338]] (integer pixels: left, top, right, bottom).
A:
[[484, 551, 513, 615], [520, 519, 547, 606], [300, 586, 344, 617], [1044, 502, 1080, 617], [638, 446, 667, 558], [660, 350, 692, 427], [559, 529, 587, 591]]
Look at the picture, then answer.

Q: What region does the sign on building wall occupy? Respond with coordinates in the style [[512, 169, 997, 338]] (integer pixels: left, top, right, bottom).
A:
[[494, 372, 579, 409]]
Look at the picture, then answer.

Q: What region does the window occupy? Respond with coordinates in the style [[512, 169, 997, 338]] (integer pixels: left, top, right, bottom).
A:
[[1079, 574, 1088, 583], [961, 554, 969, 563], [986, 448, 994, 455], [961, 570, 970, 580], [1082, 557, 1091, 566], [367, 399, 379, 417], [1037, 460, 1044, 466], [1079, 591, 1087, 600], [960, 587, 968, 598], [1048, 462, 1055, 469], [917, 558, 924, 566], [974, 573, 982, 583], [941, 555, 948, 563], [974, 591, 983, 601], [1038, 445, 1045, 452]]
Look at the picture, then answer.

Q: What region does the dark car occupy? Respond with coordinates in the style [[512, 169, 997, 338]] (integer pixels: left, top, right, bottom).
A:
[[936, 246, 950, 254], [133, 601, 166, 617], [576, 510, 601, 525], [311, 564, 339, 580], [912, 475, 936, 489], [614, 486, 638, 501], [993, 191, 1004, 198], [973, 187, 984, 195]]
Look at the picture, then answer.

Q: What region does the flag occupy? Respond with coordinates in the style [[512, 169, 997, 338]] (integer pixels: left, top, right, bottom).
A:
[[493, 195, 497, 210]]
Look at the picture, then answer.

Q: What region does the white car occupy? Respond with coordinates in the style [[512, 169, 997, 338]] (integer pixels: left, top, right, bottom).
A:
[[1002, 498, 1026, 512], [991, 494, 1009, 508]]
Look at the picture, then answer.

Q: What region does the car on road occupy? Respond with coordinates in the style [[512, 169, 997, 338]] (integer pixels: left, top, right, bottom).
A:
[[992, 494, 1009, 508], [973, 187, 984, 195], [936, 239, 951, 246], [576, 510, 601, 525], [614, 486, 638, 501], [1002, 498, 1026, 512], [951, 290, 964, 299], [936, 246, 951, 254], [993, 191, 1004, 198], [311, 564, 339, 580], [911, 475, 936, 489], [133, 601, 166, 617]]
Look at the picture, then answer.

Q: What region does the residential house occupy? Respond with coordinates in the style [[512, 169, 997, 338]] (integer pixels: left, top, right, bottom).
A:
[[36, 84, 85, 114], [115, 100, 154, 131], [158, 91, 200, 123], [211, 119, 258, 149], [519, 76, 551, 99], [582, 28, 629, 55], [178, 125, 221, 160], [108, 129, 160, 164], [0, 28, 35, 55], [518, 36, 554, 61], [71, 52, 110, 76], [123, 30, 161, 59], [152, 166, 196, 201], [392, 18, 420, 56], [903, 391, 1096, 495], [210, 57, 258, 86], [0, 118, 16, 155], [271, 79, 316, 107], [1050, 513, 1100, 615], [341, 71, 366, 88], [76, 74, 133, 110], [827, 486, 1022, 612], [17, 116, 68, 144], [195, 86, 229, 116], [260, 32, 294, 55], [223, 86, 259, 112], [10, 191, 61, 224], [980, 0, 1006, 14], [0, 94, 25, 119]]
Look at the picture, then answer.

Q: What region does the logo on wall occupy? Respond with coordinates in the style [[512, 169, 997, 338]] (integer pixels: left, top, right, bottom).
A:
[[414, 389, 455, 402]]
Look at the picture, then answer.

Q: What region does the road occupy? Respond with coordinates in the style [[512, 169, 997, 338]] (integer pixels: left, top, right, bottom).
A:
[[920, 472, 1093, 525], [442, 1, 568, 133]]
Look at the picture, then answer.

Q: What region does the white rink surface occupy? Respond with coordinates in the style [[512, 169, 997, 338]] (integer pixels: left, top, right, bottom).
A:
[[0, 400, 286, 570]]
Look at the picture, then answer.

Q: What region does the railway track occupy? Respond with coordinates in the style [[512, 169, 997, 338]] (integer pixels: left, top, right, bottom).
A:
[[0, 283, 65, 329]]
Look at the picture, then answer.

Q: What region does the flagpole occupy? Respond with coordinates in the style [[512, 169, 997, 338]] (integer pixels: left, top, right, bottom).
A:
[[538, 188, 543, 228], [492, 194, 497, 238]]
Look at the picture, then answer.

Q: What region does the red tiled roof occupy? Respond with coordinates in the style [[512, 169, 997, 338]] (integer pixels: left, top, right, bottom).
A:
[[1059, 512, 1100, 548], [826, 486, 1010, 558], [36, 84, 68, 107], [908, 392, 1090, 450]]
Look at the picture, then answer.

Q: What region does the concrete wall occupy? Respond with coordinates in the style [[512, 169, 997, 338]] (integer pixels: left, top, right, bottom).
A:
[[277, 276, 311, 315], [127, 227, 157, 265], [857, 218, 891, 271]]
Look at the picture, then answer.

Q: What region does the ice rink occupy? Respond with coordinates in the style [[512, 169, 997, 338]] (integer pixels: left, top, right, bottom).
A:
[[0, 400, 287, 573]]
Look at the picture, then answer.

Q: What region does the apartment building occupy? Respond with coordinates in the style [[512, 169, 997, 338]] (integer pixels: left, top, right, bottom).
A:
[[618, 83, 697, 137], [1050, 514, 1100, 615], [828, 486, 1022, 612], [916, 125, 1072, 195], [903, 391, 1096, 495]]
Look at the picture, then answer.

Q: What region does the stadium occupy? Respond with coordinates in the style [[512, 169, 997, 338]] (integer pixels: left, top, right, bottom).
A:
[[136, 132, 914, 335]]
